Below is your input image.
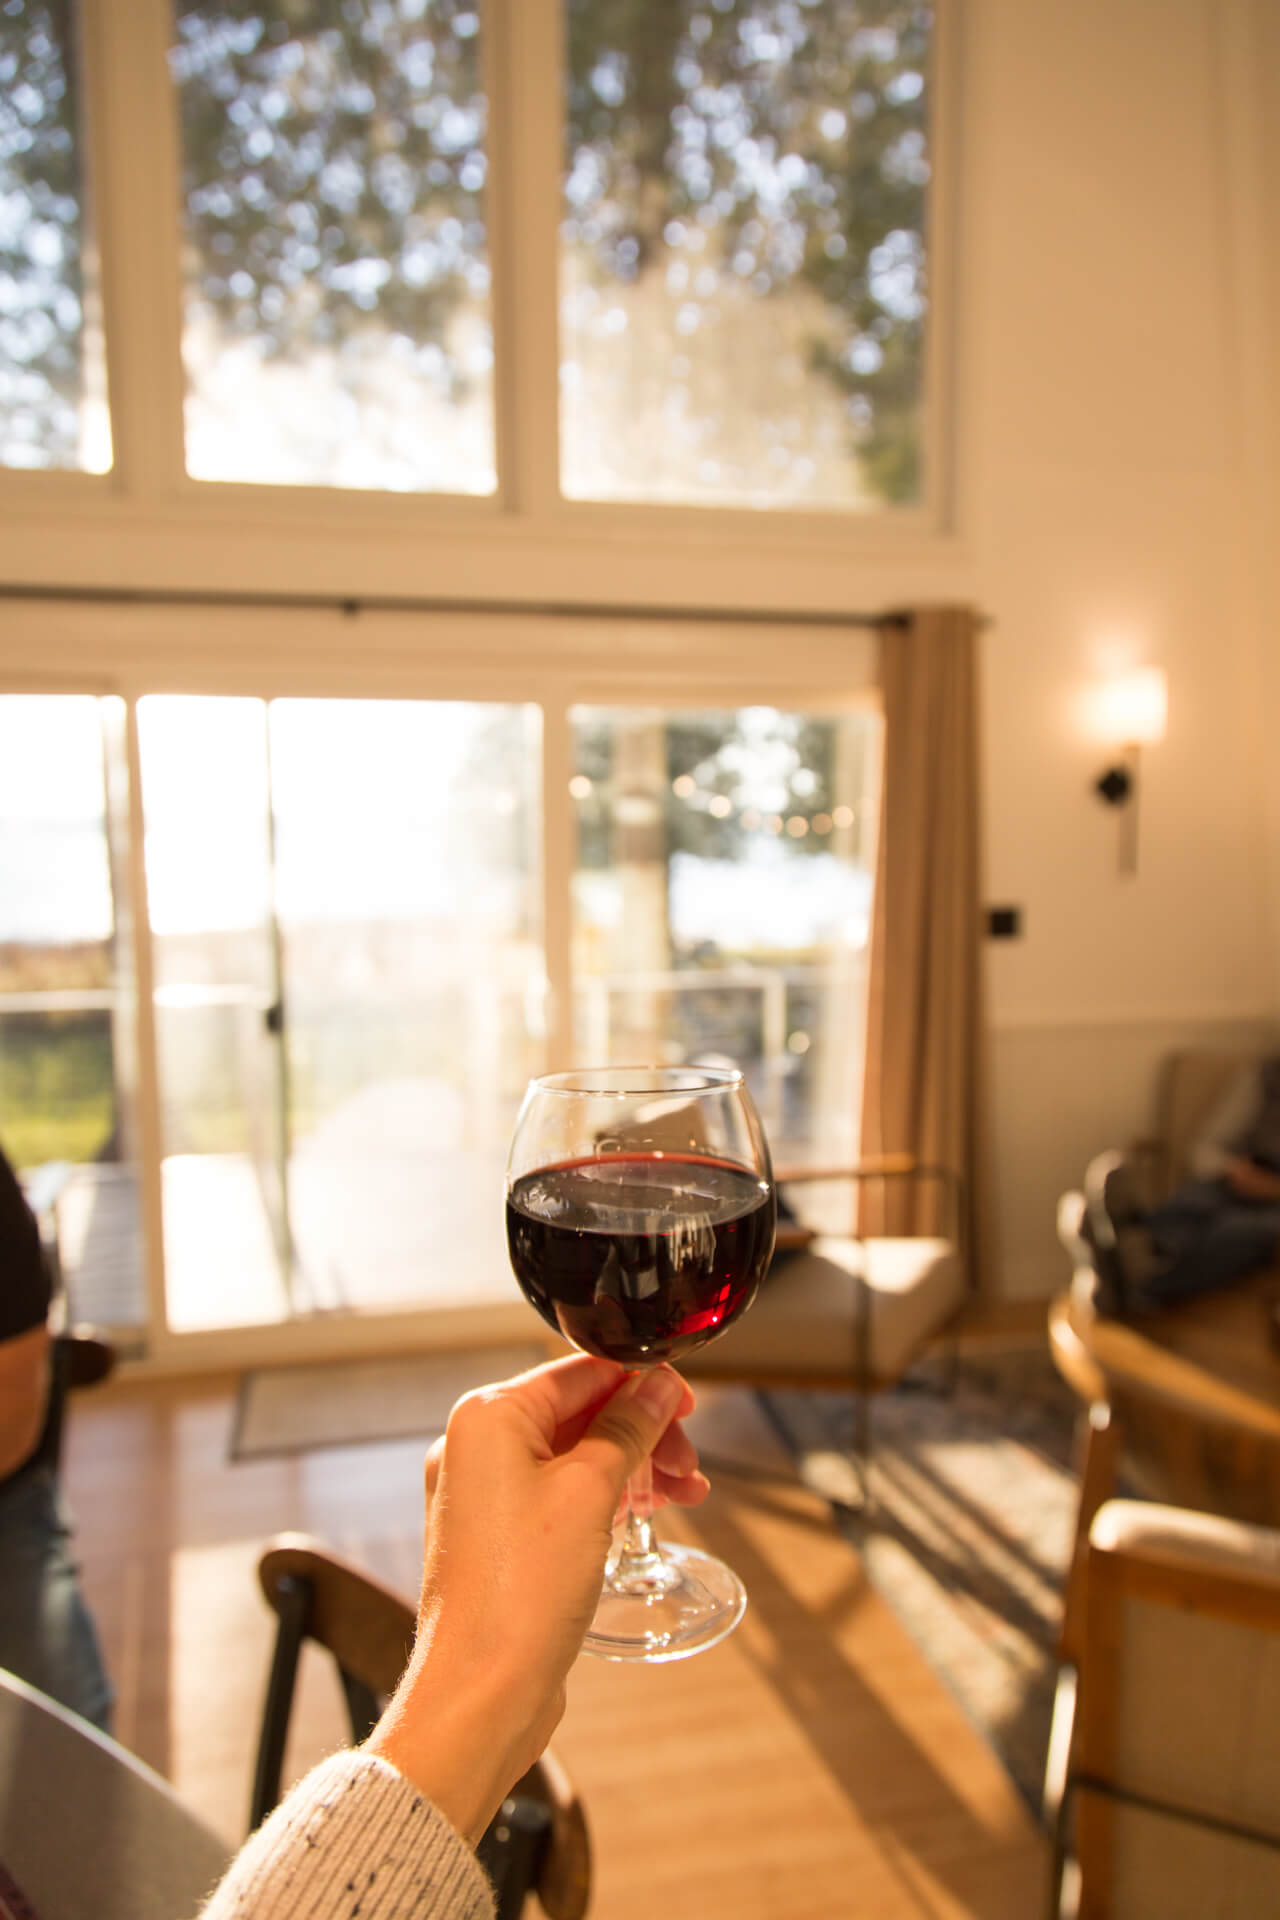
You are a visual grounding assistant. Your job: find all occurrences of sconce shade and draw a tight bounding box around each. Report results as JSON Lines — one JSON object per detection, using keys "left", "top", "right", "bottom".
{"left": 1095, "top": 667, "right": 1167, "bottom": 746}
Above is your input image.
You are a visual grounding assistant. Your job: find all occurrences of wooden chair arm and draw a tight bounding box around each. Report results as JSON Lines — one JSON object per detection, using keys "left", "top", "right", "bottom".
{"left": 775, "top": 1157, "right": 965, "bottom": 1245}
{"left": 774, "top": 1154, "right": 919, "bottom": 1183}
{"left": 1089, "top": 1497, "right": 1280, "bottom": 1627}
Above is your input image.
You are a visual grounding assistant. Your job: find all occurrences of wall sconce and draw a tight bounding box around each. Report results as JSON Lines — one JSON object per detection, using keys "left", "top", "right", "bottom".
{"left": 1092, "top": 667, "right": 1167, "bottom": 876}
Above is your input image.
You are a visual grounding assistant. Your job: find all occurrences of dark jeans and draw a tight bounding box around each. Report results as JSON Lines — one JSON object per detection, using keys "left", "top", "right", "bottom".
{"left": 0, "top": 1460, "right": 113, "bottom": 1732}
{"left": 1145, "top": 1177, "right": 1280, "bottom": 1306}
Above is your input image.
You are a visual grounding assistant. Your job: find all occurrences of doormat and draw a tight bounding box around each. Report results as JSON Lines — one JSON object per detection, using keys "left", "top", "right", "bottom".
{"left": 230, "top": 1343, "right": 549, "bottom": 1461}
{"left": 765, "top": 1345, "right": 1081, "bottom": 1816}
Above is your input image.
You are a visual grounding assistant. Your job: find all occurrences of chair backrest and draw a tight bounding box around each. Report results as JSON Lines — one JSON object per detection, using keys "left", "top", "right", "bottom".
{"left": 252, "top": 1534, "right": 591, "bottom": 1920}
{"left": 1069, "top": 1499, "right": 1280, "bottom": 1918}
{"left": 1150, "top": 1048, "right": 1261, "bottom": 1195}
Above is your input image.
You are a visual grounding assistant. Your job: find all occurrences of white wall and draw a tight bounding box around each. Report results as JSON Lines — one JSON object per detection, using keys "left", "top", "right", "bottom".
{"left": 958, "top": 0, "right": 1280, "bottom": 1292}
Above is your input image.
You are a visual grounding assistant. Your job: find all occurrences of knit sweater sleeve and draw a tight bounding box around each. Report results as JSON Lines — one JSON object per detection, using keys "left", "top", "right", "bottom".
{"left": 197, "top": 1752, "right": 496, "bottom": 1920}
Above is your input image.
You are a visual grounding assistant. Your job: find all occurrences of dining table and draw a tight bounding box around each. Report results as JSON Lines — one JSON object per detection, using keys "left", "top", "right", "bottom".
{"left": 0, "top": 1667, "right": 231, "bottom": 1920}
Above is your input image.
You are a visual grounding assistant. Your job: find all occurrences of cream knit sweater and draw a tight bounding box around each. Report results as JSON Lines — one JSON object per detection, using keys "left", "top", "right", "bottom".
{"left": 198, "top": 1752, "right": 495, "bottom": 1920}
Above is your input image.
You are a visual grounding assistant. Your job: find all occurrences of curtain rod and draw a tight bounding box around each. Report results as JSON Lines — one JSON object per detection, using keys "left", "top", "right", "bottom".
{"left": 0, "top": 582, "right": 906, "bottom": 631}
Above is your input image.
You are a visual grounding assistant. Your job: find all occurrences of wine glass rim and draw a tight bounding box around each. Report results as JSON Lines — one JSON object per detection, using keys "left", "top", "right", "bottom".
{"left": 529, "top": 1064, "right": 746, "bottom": 1096}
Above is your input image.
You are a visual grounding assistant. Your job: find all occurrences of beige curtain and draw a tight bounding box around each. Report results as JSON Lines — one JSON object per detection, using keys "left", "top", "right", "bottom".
{"left": 858, "top": 604, "right": 994, "bottom": 1293}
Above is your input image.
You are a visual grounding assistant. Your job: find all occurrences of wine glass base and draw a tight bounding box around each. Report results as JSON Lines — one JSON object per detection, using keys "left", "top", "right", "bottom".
{"left": 581, "top": 1542, "right": 747, "bottom": 1664}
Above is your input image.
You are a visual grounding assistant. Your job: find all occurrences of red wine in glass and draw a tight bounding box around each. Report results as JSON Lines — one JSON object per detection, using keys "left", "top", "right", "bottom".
{"left": 507, "top": 1153, "right": 772, "bottom": 1367}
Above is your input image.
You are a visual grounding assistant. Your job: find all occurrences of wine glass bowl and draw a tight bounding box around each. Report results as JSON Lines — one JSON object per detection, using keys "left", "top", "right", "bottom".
{"left": 505, "top": 1064, "right": 775, "bottom": 1662}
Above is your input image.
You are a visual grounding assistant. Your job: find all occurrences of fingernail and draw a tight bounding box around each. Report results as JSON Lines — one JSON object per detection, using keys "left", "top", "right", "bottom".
{"left": 629, "top": 1367, "right": 683, "bottom": 1421}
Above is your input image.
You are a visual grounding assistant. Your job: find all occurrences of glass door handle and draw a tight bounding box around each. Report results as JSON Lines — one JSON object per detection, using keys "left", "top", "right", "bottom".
{"left": 263, "top": 1000, "right": 284, "bottom": 1037}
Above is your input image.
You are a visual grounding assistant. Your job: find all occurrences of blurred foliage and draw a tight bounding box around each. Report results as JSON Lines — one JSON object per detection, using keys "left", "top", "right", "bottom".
{"left": 171, "top": 0, "right": 488, "bottom": 393}
{"left": 574, "top": 708, "right": 865, "bottom": 872}
{"left": 0, "top": 1012, "right": 115, "bottom": 1168}
{"left": 3, "top": 0, "right": 929, "bottom": 501}
{"left": 566, "top": 0, "right": 931, "bottom": 500}
{"left": 0, "top": 0, "right": 83, "bottom": 464}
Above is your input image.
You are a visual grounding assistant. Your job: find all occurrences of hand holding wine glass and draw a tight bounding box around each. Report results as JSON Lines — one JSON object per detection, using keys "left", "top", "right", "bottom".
{"left": 505, "top": 1065, "right": 775, "bottom": 1662}
{"left": 363, "top": 1353, "right": 707, "bottom": 1843}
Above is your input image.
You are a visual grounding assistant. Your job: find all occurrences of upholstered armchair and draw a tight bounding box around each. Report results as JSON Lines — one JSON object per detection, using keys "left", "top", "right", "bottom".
{"left": 1045, "top": 1497, "right": 1280, "bottom": 1918}
{"left": 682, "top": 1154, "right": 970, "bottom": 1499}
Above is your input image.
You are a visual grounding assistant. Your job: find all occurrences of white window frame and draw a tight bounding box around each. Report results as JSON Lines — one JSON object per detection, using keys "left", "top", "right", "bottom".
{"left": 0, "top": 0, "right": 962, "bottom": 614}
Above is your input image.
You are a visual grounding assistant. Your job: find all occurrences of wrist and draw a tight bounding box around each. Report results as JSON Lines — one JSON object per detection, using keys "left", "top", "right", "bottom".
{"left": 365, "top": 1646, "right": 540, "bottom": 1844}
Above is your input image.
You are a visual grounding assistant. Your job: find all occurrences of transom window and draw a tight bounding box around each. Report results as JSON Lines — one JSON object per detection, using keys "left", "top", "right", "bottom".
{"left": 0, "top": 0, "right": 939, "bottom": 515}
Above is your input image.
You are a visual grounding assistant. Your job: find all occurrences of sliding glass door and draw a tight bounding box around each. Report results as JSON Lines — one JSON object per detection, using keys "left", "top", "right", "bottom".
{"left": 0, "top": 662, "right": 877, "bottom": 1364}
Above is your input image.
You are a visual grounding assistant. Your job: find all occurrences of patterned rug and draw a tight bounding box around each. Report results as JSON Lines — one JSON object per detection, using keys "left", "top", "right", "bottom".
{"left": 764, "top": 1346, "right": 1082, "bottom": 1815}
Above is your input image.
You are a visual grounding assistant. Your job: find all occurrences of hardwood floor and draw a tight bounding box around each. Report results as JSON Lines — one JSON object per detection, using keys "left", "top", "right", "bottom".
{"left": 62, "top": 1369, "right": 1047, "bottom": 1918}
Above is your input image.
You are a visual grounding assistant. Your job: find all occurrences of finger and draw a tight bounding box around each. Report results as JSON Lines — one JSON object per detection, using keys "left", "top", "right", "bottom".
{"left": 653, "top": 1464, "right": 711, "bottom": 1508}
{"left": 506, "top": 1354, "right": 695, "bottom": 1460}
{"left": 497, "top": 1352, "right": 628, "bottom": 1443}
{"left": 574, "top": 1366, "right": 687, "bottom": 1496}
{"left": 651, "top": 1417, "right": 699, "bottom": 1482}
{"left": 423, "top": 1433, "right": 446, "bottom": 1502}
{"left": 510, "top": 1351, "right": 696, "bottom": 1425}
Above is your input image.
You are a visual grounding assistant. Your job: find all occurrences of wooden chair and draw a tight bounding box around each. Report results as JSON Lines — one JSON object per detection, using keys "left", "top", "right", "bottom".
{"left": 682, "top": 1154, "right": 969, "bottom": 1500}
{"left": 251, "top": 1534, "right": 591, "bottom": 1920}
{"left": 1045, "top": 1497, "right": 1280, "bottom": 1918}
{"left": 1046, "top": 1214, "right": 1280, "bottom": 1915}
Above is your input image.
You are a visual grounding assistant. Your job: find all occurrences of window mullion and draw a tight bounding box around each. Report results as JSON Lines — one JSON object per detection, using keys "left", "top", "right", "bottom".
{"left": 540, "top": 696, "right": 575, "bottom": 1071}
{"left": 487, "top": 0, "right": 562, "bottom": 516}
{"left": 81, "top": 0, "right": 187, "bottom": 497}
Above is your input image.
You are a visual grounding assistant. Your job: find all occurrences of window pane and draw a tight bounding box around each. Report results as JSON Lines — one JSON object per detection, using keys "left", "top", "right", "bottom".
{"left": 138, "top": 695, "right": 291, "bottom": 1333}
{"left": 172, "top": 2, "right": 494, "bottom": 492}
{"left": 269, "top": 700, "right": 542, "bottom": 1315}
{"left": 0, "top": 2, "right": 111, "bottom": 471}
{"left": 561, "top": 1, "right": 931, "bottom": 510}
{"left": 0, "top": 696, "right": 141, "bottom": 1336}
{"left": 570, "top": 706, "right": 879, "bottom": 1165}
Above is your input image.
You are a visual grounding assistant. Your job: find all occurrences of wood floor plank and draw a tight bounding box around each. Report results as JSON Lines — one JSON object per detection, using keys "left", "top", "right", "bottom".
{"left": 61, "top": 1371, "right": 1046, "bottom": 1916}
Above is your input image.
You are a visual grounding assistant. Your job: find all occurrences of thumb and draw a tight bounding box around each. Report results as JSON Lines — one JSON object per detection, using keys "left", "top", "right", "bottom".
{"left": 577, "top": 1366, "right": 686, "bottom": 1496}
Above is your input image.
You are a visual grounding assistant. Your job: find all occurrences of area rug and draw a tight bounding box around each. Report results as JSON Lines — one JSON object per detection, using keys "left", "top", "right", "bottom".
{"left": 764, "top": 1346, "right": 1082, "bottom": 1815}
{"left": 231, "top": 1342, "right": 548, "bottom": 1460}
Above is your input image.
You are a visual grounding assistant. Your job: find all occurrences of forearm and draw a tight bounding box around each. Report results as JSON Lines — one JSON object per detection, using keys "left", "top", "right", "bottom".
{"left": 365, "top": 1615, "right": 553, "bottom": 1845}
{"left": 199, "top": 1752, "right": 494, "bottom": 1920}
{"left": 1223, "top": 1156, "right": 1280, "bottom": 1203}
{"left": 0, "top": 1326, "right": 50, "bottom": 1480}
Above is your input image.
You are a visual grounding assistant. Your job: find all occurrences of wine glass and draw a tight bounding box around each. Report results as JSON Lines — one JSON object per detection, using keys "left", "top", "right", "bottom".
{"left": 505, "top": 1064, "right": 775, "bottom": 1663}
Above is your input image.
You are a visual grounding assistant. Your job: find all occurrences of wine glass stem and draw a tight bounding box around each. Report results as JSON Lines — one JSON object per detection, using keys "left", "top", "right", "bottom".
{"left": 608, "top": 1453, "right": 671, "bottom": 1591}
